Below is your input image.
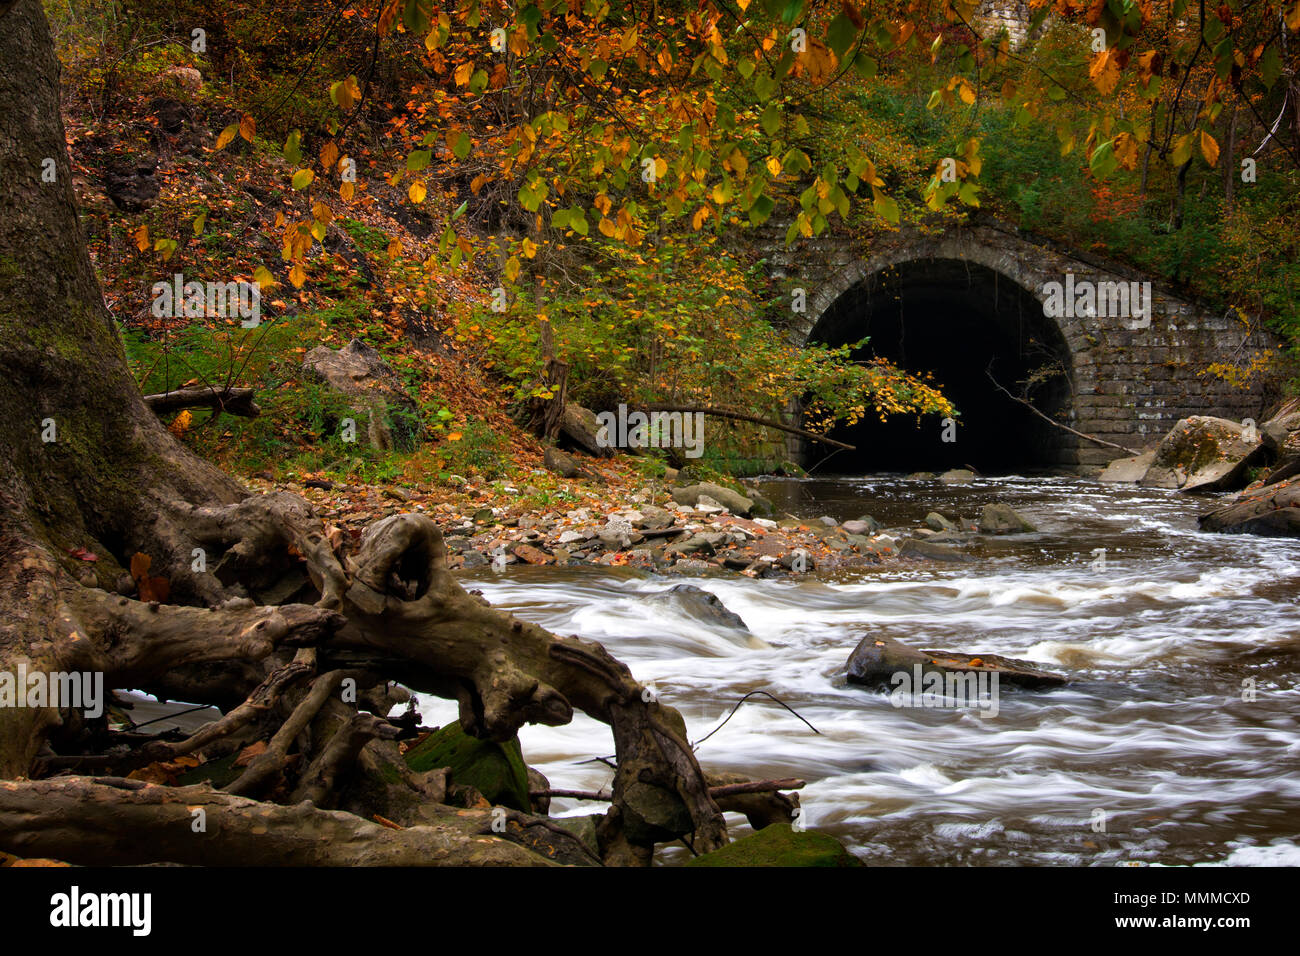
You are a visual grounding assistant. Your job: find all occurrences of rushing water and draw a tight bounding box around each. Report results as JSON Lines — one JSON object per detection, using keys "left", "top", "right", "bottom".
{"left": 426, "top": 475, "right": 1300, "bottom": 866}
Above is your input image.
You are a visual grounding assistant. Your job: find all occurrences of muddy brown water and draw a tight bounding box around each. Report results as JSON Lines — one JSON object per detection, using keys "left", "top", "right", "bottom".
{"left": 421, "top": 475, "right": 1300, "bottom": 865}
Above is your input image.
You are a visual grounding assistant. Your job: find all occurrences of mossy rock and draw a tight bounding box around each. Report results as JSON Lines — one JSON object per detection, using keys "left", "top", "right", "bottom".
{"left": 403, "top": 724, "right": 531, "bottom": 811}
{"left": 685, "top": 824, "right": 863, "bottom": 867}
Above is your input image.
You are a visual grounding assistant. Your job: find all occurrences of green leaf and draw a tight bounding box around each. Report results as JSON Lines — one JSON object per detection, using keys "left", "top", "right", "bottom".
{"left": 873, "top": 193, "right": 900, "bottom": 225}
{"left": 748, "top": 193, "right": 775, "bottom": 225}
{"left": 403, "top": 0, "right": 434, "bottom": 34}
{"left": 1089, "top": 139, "right": 1118, "bottom": 179}
{"left": 452, "top": 131, "right": 472, "bottom": 159}
{"left": 283, "top": 130, "right": 302, "bottom": 165}
{"left": 407, "top": 149, "right": 432, "bottom": 172}
{"left": 292, "top": 169, "right": 315, "bottom": 190}
{"left": 1261, "top": 43, "right": 1282, "bottom": 89}
{"left": 853, "top": 53, "right": 877, "bottom": 79}
{"left": 760, "top": 103, "right": 782, "bottom": 137}
{"left": 826, "top": 13, "right": 857, "bottom": 58}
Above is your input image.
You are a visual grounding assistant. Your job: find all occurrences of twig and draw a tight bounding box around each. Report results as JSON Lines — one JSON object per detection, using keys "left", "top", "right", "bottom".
{"left": 692, "top": 690, "right": 821, "bottom": 750}
{"left": 985, "top": 368, "right": 1141, "bottom": 456}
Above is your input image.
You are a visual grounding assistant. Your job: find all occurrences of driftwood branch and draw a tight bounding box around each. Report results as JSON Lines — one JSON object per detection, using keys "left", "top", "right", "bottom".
{"left": 143, "top": 386, "right": 260, "bottom": 418}
{"left": 530, "top": 777, "right": 806, "bottom": 803}
{"left": 641, "top": 404, "right": 856, "bottom": 451}
{"left": 985, "top": 370, "right": 1141, "bottom": 456}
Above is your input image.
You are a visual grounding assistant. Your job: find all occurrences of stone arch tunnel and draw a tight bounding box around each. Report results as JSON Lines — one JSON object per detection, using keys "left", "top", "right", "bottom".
{"left": 770, "top": 220, "right": 1276, "bottom": 474}
{"left": 805, "top": 258, "right": 1074, "bottom": 474}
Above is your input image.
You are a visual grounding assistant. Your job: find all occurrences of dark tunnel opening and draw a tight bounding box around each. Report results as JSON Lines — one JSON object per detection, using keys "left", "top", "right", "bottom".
{"left": 804, "top": 259, "right": 1075, "bottom": 474}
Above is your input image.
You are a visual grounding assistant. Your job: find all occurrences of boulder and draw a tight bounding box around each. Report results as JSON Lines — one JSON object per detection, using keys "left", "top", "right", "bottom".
{"left": 1139, "top": 416, "right": 1264, "bottom": 493}
{"left": 978, "top": 503, "right": 1036, "bottom": 534}
{"left": 1099, "top": 449, "right": 1156, "bottom": 484}
{"left": 939, "top": 468, "right": 977, "bottom": 483}
{"left": 1199, "top": 477, "right": 1300, "bottom": 537}
{"left": 646, "top": 584, "right": 750, "bottom": 632}
{"left": 302, "top": 338, "right": 421, "bottom": 451}
{"left": 925, "top": 512, "right": 957, "bottom": 532}
{"left": 1260, "top": 399, "right": 1300, "bottom": 485}
{"left": 845, "top": 635, "right": 1067, "bottom": 691}
{"left": 672, "top": 482, "right": 753, "bottom": 516}
{"left": 403, "top": 724, "right": 532, "bottom": 811}
{"left": 686, "top": 823, "right": 862, "bottom": 867}
{"left": 842, "top": 516, "right": 881, "bottom": 535}
{"left": 899, "top": 538, "right": 974, "bottom": 562}
{"left": 105, "top": 160, "right": 159, "bottom": 212}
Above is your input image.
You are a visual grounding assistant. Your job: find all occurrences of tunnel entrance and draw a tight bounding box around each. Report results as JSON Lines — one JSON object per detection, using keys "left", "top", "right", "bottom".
{"left": 804, "top": 258, "right": 1074, "bottom": 474}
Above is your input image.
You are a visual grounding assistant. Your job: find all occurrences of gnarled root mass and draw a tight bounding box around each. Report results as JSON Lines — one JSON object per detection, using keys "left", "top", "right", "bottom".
{"left": 0, "top": 493, "right": 800, "bottom": 866}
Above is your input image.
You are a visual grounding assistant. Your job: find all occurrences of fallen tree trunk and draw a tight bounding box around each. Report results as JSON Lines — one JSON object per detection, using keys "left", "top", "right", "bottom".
{"left": 640, "top": 404, "right": 857, "bottom": 451}
{"left": 143, "top": 386, "right": 260, "bottom": 418}
{"left": 0, "top": 777, "right": 550, "bottom": 866}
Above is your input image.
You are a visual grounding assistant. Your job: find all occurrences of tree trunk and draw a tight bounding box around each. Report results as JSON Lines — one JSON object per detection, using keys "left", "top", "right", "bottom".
{"left": 0, "top": 0, "right": 737, "bottom": 866}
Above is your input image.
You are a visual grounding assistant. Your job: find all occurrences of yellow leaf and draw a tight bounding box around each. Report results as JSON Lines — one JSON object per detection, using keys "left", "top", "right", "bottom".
{"left": 192, "top": 213, "right": 206, "bottom": 235}
{"left": 320, "top": 142, "right": 339, "bottom": 171}
{"left": 1200, "top": 129, "right": 1220, "bottom": 165}
{"left": 168, "top": 409, "right": 193, "bottom": 437}
{"left": 239, "top": 114, "right": 256, "bottom": 143}
{"left": 1089, "top": 50, "right": 1121, "bottom": 95}
{"left": 289, "top": 264, "right": 306, "bottom": 288}
{"left": 503, "top": 256, "right": 521, "bottom": 282}
{"left": 311, "top": 202, "right": 333, "bottom": 224}
{"left": 292, "top": 168, "right": 315, "bottom": 190}
{"left": 133, "top": 224, "right": 149, "bottom": 251}
{"left": 252, "top": 265, "right": 276, "bottom": 289}
{"left": 620, "top": 27, "right": 639, "bottom": 53}
{"left": 1288, "top": 1, "right": 1300, "bottom": 31}
{"left": 408, "top": 181, "right": 427, "bottom": 203}
{"left": 691, "top": 204, "right": 711, "bottom": 230}
{"left": 447, "top": 432, "right": 463, "bottom": 442}
{"left": 958, "top": 80, "right": 976, "bottom": 105}
{"left": 340, "top": 181, "right": 355, "bottom": 201}
{"left": 520, "top": 237, "right": 538, "bottom": 259}
{"left": 766, "top": 156, "right": 782, "bottom": 176}
{"left": 454, "top": 61, "right": 474, "bottom": 86}
{"left": 216, "top": 124, "right": 238, "bottom": 150}
{"left": 387, "top": 238, "right": 402, "bottom": 258}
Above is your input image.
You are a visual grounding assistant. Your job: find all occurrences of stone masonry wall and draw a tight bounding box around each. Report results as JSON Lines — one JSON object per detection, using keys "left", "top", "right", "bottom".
{"left": 753, "top": 219, "right": 1277, "bottom": 467}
